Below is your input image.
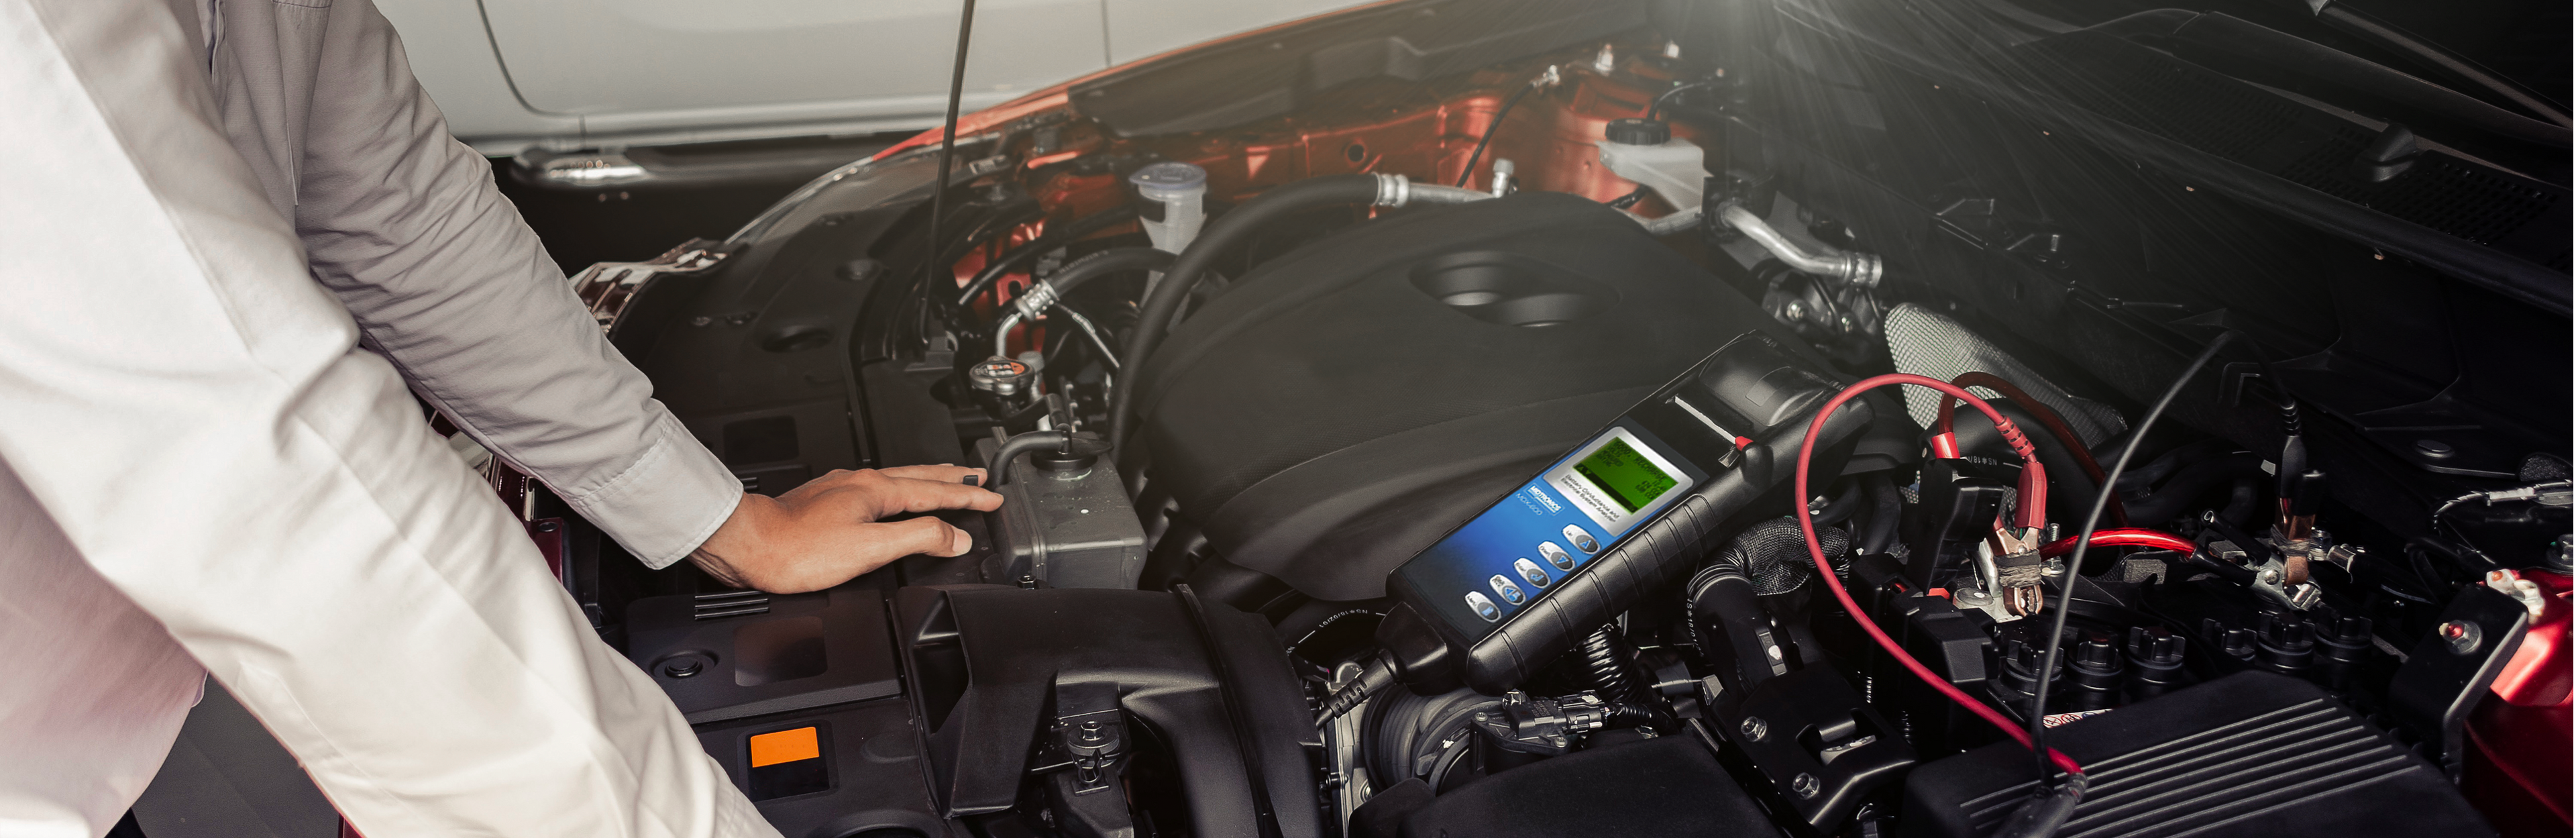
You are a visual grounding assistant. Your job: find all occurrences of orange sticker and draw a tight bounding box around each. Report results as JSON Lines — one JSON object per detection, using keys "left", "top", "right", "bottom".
{"left": 749, "top": 727, "right": 820, "bottom": 768}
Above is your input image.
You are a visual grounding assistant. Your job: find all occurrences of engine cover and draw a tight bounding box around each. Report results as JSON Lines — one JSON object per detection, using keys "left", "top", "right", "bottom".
{"left": 1133, "top": 191, "right": 1785, "bottom": 600}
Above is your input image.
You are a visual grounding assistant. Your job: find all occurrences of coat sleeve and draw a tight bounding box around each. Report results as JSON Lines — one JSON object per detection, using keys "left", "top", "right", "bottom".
{"left": 288, "top": 0, "right": 741, "bottom": 568}
{"left": 0, "top": 0, "right": 776, "bottom": 835}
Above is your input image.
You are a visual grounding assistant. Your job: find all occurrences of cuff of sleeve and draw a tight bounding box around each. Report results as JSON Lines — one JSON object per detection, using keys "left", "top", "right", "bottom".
{"left": 557, "top": 408, "right": 741, "bottom": 570}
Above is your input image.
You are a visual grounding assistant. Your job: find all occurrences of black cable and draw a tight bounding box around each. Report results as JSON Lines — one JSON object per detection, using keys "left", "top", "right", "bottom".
{"left": 953, "top": 205, "right": 1140, "bottom": 310}
{"left": 922, "top": 0, "right": 979, "bottom": 313}
{"left": 1027, "top": 246, "right": 1172, "bottom": 305}
{"left": 1605, "top": 185, "right": 1652, "bottom": 210}
{"left": 2024, "top": 331, "right": 2235, "bottom": 794}
{"left": 1318, "top": 652, "right": 1395, "bottom": 724}
{"left": 1456, "top": 81, "right": 1541, "bottom": 188}
{"left": 1646, "top": 81, "right": 1716, "bottom": 120}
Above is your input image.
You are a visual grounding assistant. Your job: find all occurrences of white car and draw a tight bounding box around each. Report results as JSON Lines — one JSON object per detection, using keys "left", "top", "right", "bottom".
{"left": 379, "top": 0, "right": 1365, "bottom": 158}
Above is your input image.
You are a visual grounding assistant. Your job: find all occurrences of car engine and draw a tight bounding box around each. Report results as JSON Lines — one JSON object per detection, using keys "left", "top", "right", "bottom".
{"left": 531, "top": 1, "right": 2569, "bottom": 836}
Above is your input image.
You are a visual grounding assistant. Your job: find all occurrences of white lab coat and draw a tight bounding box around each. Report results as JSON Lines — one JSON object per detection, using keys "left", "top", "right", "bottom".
{"left": 0, "top": 0, "right": 777, "bottom": 834}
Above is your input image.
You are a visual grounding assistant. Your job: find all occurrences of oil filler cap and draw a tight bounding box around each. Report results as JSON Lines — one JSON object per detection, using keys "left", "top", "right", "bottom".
{"left": 1604, "top": 117, "right": 1670, "bottom": 146}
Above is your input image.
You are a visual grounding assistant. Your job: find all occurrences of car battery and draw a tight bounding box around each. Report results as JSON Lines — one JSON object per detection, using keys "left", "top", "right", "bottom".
{"left": 1900, "top": 671, "right": 2495, "bottom": 837}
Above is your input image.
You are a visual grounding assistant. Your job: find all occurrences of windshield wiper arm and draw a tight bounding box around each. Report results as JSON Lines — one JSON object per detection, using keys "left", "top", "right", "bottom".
{"left": 2089, "top": 9, "right": 2569, "bottom": 154}
{"left": 2297, "top": 0, "right": 2569, "bottom": 128}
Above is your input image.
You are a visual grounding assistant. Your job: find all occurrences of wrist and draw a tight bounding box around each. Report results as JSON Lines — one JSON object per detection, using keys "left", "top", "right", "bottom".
{"left": 690, "top": 492, "right": 776, "bottom": 589}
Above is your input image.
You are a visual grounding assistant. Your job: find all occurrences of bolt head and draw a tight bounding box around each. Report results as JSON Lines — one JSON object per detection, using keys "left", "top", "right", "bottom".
{"left": 1739, "top": 717, "right": 1769, "bottom": 740}
{"left": 1791, "top": 772, "right": 1822, "bottom": 799}
{"left": 2440, "top": 620, "right": 2483, "bottom": 656}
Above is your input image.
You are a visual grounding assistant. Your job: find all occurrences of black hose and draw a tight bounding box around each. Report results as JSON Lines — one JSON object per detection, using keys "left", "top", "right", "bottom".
{"left": 1108, "top": 174, "right": 1385, "bottom": 452}
{"left": 1581, "top": 625, "right": 1647, "bottom": 705}
{"left": 1038, "top": 246, "right": 1171, "bottom": 301}
{"left": 1645, "top": 81, "right": 1715, "bottom": 120}
{"left": 2025, "top": 333, "right": 2235, "bottom": 799}
{"left": 954, "top": 205, "right": 1142, "bottom": 310}
{"left": 1813, "top": 478, "right": 1866, "bottom": 527}
{"left": 2121, "top": 452, "right": 2263, "bottom": 524}
{"left": 1457, "top": 83, "right": 1540, "bottom": 188}
{"left": 2113, "top": 439, "right": 2226, "bottom": 496}
{"left": 986, "top": 430, "right": 1067, "bottom": 486}
{"left": 1856, "top": 472, "right": 1903, "bottom": 556}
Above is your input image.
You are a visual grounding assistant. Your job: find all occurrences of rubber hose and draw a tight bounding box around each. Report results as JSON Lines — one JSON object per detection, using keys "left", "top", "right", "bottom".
{"left": 1813, "top": 479, "right": 1866, "bottom": 526}
{"left": 954, "top": 205, "right": 1140, "bottom": 309}
{"left": 1856, "top": 472, "right": 1903, "bottom": 556}
{"left": 1048, "top": 246, "right": 1172, "bottom": 299}
{"left": 2122, "top": 452, "right": 2263, "bottom": 524}
{"left": 986, "top": 430, "right": 1068, "bottom": 486}
{"left": 1581, "top": 624, "right": 1647, "bottom": 705}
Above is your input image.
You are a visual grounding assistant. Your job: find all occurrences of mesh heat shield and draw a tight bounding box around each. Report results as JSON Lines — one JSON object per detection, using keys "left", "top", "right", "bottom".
{"left": 1882, "top": 303, "right": 2126, "bottom": 446}
{"left": 1722, "top": 517, "right": 1849, "bottom": 596}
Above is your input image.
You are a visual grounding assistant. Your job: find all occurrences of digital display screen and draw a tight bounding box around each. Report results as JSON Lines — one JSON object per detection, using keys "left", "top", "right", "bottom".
{"left": 1397, "top": 421, "right": 1709, "bottom": 639}
{"left": 1572, "top": 437, "right": 1676, "bottom": 513}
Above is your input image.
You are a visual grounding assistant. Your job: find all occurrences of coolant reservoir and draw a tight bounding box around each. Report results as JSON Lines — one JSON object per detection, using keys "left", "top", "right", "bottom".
{"left": 1129, "top": 161, "right": 1207, "bottom": 254}
{"left": 1597, "top": 117, "right": 1705, "bottom": 212}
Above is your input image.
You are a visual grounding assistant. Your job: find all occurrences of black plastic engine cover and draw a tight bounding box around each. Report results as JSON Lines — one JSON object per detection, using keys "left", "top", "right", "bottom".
{"left": 1134, "top": 192, "right": 1785, "bottom": 600}
{"left": 1901, "top": 671, "right": 2494, "bottom": 838}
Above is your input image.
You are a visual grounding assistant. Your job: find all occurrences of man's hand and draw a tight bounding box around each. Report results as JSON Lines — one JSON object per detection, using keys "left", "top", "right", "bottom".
{"left": 688, "top": 465, "right": 1003, "bottom": 593}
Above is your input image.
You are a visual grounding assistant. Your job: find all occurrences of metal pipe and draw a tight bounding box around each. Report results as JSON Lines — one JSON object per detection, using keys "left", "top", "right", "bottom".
{"left": 1638, "top": 206, "right": 1701, "bottom": 238}
{"left": 1717, "top": 203, "right": 1881, "bottom": 287}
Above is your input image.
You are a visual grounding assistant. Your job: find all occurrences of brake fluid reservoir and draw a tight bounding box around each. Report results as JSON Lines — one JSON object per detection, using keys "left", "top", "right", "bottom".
{"left": 1129, "top": 162, "right": 1208, "bottom": 254}
{"left": 1597, "top": 117, "right": 1705, "bottom": 212}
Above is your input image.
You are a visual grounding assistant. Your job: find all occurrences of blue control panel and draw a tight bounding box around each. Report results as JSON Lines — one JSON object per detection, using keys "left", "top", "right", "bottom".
{"left": 1399, "top": 419, "right": 1711, "bottom": 637}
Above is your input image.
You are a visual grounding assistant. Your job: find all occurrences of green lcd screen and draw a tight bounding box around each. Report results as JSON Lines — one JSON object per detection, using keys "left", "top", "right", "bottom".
{"left": 1572, "top": 437, "right": 1678, "bottom": 513}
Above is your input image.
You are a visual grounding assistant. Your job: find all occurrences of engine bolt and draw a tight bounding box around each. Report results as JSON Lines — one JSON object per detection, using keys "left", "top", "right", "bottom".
{"left": 2440, "top": 620, "right": 2483, "bottom": 656}
{"left": 1791, "top": 772, "right": 1821, "bottom": 799}
{"left": 1740, "top": 717, "right": 1769, "bottom": 741}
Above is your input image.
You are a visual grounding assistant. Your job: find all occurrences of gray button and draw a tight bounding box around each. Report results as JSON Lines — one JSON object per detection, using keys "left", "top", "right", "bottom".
{"left": 1489, "top": 575, "right": 1525, "bottom": 605}
{"left": 1514, "top": 558, "right": 1552, "bottom": 588}
{"left": 1464, "top": 592, "right": 1501, "bottom": 621}
{"left": 1538, "top": 541, "right": 1575, "bottom": 570}
{"left": 1564, "top": 524, "right": 1600, "bottom": 554}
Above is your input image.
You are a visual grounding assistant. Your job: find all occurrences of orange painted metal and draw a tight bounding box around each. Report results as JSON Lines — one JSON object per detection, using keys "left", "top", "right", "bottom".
{"left": 919, "top": 38, "right": 1699, "bottom": 333}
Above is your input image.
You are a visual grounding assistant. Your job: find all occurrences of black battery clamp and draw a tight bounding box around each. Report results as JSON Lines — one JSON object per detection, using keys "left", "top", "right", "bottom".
{"left": 1344, "top": 332, "right": 1876, "bottom": 702}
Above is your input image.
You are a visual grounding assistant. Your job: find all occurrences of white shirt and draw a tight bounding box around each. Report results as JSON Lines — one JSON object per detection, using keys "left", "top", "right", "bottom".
{"left": 0, "top": 0, "right": 773, "bottom": 834}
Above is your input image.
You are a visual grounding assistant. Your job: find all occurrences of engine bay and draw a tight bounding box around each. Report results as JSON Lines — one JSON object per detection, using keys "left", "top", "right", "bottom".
{"left": 535, "top": 1, "right": 2570, "bottom": 836}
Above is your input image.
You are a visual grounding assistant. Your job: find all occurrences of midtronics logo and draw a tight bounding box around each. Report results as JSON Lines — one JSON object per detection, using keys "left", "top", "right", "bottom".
{"left": 1525, "top": 485, "right": 1562, "bottom": 513}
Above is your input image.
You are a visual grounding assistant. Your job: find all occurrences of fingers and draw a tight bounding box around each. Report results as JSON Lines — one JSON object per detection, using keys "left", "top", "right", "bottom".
{"left": 697, "top": 514, "right": 975, "bottom": 594}
{"left": 879, "top": 464, "right": 987, "bottom": 485}
{"left": 785, "top": 468, "right": 1004, "bottom": 517}
{"left": 865, "top": 516, "right": 977, "bottom": 559}
{"left": 869, "top": 476, "right": 1005, "bottom": 515}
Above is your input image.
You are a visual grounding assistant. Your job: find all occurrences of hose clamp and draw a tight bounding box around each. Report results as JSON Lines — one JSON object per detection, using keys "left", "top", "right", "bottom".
{"left": 1373, "top": 173, "right": 1412, "bottom": 209}
{"left": 1842, "top": 254, "right": 1885, "bottom": 289}
{"left": 1012, "top": 279, "right": 1062, "bottom": 321}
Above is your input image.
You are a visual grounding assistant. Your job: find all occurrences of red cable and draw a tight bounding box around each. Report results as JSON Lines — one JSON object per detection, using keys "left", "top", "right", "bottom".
{"left": 2039, "top": 528, "right": 2193, "bottom": 558}
{"left": 1795, "top": 373, "right": 2085, "bottom": 778}
{"left": 1931, "top": 372, "right": 2129, "bottom": 527}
